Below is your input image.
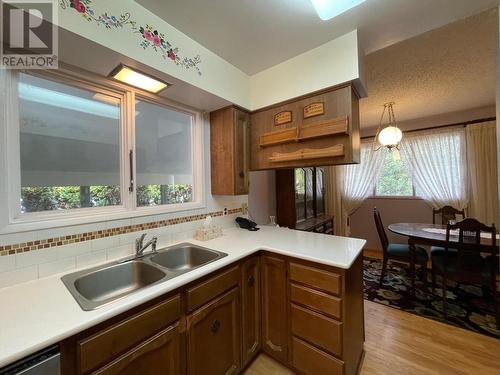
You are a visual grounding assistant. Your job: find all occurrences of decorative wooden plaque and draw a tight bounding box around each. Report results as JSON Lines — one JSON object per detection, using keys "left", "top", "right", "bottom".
{"left": 303, "top": 102, "right": 325, "bottom": 119}
{"left": 274, "top": 111, "right": 293, "bottom": 126}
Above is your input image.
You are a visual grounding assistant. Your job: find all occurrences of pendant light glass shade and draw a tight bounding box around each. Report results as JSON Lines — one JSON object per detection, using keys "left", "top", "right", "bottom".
{"left": 378, "top": 125, "right": 402, "bottom": 147}
{"left": 373, "top": 102, "right": 403, "bottom": 160}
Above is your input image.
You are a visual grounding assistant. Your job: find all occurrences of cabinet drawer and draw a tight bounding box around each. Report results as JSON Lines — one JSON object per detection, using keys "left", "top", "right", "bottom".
{"left": 92, "top": 323, "right": 181, "bottom": 375}
{"left": 187, "top": 266, "right": 239, "bottom": 312}
{"left": 291, "top": 283, "right": 342, "bottom": 320}
{"left": 292, "top": 337, "right": 344, "bottom": 375}
{"left": 291, "top": 304, "right": 342, "bottom": 357}
{"left": 290, "top": 262, "right": 341, "bottom": 296}
{"left": 79, "top": 295, "right": 181, "bottom": 374}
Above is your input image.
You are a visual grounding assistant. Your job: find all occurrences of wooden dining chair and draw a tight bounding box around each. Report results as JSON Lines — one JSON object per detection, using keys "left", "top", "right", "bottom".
{"left": 373, "top": 207, "right": 429, "bottom": 287}
{"left": 432, "top": 206, "right": 465, "bottom": 225}
{"left": 431, "top": 218, "right": 499, "bottom": 328}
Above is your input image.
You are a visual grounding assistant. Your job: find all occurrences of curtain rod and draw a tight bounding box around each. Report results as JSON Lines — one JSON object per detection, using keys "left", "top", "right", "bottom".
{"left": 360, "top": 116, "right": 496, "bottom": 140}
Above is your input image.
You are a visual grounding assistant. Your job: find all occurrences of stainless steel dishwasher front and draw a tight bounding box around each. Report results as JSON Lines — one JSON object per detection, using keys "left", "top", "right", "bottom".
{"left": 0, "top": 346, "right": 60, "bottom": 375}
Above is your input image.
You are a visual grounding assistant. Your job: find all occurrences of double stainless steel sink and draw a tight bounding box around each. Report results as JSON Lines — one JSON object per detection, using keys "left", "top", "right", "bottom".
{"left": 62, "top": 243, "right": 227, "bottom": 311}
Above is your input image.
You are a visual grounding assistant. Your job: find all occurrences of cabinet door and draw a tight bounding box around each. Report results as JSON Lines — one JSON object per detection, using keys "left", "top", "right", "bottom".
{"left": 241, "top": 256, "right": 261, "bottom": 367}
{"left": 187, "top": 288, "right": 241, "bottom": 375}
{"left": 92, "top": 323, "right": 181, "bottom": 375}
{"left": 234, "top": 109, "right": 250, "bottom": 195}
{"left": 261, "top": 255, "right": 288, "bottom": 363}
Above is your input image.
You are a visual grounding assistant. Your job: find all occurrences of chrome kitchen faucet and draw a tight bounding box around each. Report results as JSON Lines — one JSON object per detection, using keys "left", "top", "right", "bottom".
{"left": 135, "top": 233, "right": 158, "bottom": 257}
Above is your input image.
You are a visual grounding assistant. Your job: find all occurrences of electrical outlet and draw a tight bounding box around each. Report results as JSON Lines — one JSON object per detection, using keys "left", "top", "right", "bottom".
{"left": 223, "top": 207, "right": 228, "bottom": 216}
{"left": 241, "top": 203, "right": 248, "bottom": 215}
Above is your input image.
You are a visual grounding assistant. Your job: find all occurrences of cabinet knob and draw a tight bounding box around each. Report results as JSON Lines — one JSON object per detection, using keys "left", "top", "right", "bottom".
{"left": 211, "top": 319, "right": 221, "bottom": 333}
{"left": 247, "top": 275, "right": 255, "bottom": 287}
{"left": 239, "top": 171, "right": 244, "bottom": 178}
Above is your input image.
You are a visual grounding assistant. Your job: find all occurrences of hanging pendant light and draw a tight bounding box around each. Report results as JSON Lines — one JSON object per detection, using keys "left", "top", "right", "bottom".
{"left": 373, "top": 102, "right": 402, "bottom": 160}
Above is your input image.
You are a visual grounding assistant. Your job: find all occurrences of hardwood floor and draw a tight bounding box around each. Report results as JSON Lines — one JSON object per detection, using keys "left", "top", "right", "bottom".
{"left": 245, "top": 300, "right": 500, "bottom": 375}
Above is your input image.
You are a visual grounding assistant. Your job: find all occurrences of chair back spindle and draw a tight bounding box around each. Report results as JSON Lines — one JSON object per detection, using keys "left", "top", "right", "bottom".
{"left": 373, "top": 207, "right": 389, "bottom": 253}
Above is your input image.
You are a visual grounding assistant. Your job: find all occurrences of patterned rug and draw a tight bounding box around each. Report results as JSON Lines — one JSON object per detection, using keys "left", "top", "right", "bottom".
{"left": 363, "top": 257, "right": 500, "bottom": 339}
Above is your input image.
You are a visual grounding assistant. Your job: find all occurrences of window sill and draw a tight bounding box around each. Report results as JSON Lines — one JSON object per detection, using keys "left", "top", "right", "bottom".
{"left": 369, "top": 196, "right": 423, "bottom": 201}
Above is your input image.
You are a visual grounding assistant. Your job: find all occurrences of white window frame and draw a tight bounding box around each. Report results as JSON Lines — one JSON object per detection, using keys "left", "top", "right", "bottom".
{"left": 0, "top": 66, "right": 205, "bottom": 234}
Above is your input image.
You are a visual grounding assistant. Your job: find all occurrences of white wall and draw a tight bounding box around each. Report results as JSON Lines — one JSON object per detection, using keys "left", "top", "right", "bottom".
{"left": 58, "top": 0, "right": 251, "bottom": 109}
{"left": 57, "top": 1, "right": 366, "bottom": 111}
{"left": 248, "top": 171, "right": 276, "bottom": 225}
{"left": 249, "top": 30, "right": 365, "bottom": 109}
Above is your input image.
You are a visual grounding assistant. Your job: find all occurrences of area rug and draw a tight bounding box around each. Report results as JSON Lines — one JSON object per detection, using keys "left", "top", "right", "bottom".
{"left": 363, "top": 257, "right": 500, "bottom": 339}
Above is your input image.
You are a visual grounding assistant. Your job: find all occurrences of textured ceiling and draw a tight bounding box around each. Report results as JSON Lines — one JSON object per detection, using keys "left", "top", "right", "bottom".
{"left": 136, "top": 0, "right": 499, "bottom": 74}
{"left": 359, "top": 9, "right": 497, "bottom": 128}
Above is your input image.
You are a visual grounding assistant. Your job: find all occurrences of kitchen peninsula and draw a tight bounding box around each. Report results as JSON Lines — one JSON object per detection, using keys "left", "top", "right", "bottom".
{"left": 0, "top": 226, "right": 365, "bottom": 375}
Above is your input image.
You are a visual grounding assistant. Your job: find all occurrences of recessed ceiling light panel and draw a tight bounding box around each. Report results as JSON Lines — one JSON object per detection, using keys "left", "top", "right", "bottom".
{"left": 310, "top": 0, "right": 366, "bottom": 21}
{"left": 109, "top": 64, "right": 169, "bottom": 93}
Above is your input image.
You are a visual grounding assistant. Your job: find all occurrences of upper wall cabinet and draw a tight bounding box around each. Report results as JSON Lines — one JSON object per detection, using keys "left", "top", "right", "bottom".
{"left": 210, "top": 106, "right": 251, "bottom": 195}
{"left": 250, "top": 83, "right": 360, "bottom": 170}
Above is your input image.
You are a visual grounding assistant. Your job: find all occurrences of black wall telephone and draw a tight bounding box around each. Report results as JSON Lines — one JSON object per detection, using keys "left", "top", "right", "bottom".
{"left": 235, "top": 217, "right": 260, "bottom": 231}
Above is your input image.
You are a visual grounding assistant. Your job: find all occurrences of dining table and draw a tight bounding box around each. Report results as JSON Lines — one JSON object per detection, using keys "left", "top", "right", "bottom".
{"left": 388, "top": 222, "right": 498, "bottom": 296}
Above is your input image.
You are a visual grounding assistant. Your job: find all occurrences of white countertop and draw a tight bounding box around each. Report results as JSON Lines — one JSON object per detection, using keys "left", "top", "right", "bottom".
{"left": 0, "top": 226, "right": 365, "bottom": 368}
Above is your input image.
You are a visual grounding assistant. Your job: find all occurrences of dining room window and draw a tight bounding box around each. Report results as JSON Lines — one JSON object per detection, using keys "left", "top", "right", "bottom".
{"left": 374, "top": 149, "right": 417, "bottom": 197}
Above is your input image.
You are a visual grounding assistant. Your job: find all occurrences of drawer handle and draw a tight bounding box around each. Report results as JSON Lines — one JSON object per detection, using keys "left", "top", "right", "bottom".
{"left": 211, "top": 319, "right": 221, "bottom": 333}
{"left": 247, "top": 275, "right": 255, "bottom": 287}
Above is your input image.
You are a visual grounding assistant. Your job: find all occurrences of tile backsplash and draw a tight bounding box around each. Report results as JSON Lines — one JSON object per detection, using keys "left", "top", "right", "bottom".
{"left": 0, "top": 207, "right": 242, "bottom": 289}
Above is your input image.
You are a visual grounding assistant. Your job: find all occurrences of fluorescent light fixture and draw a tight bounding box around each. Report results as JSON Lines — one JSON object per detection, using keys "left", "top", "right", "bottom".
{"left": 109, "top": 65, "right": 169, "bottom": 93}
{"left": 310, "top": 0, "right": 366, "bottom": 21}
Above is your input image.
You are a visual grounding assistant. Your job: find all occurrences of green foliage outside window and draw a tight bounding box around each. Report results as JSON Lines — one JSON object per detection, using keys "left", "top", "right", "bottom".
{"left": 137, "top": 184, "right": 193, "bottom": 206}
{"left": 375, "top": 150, "right": 414, "bottom": 196}
{"left": 20, "top": 184, "right": 192, "bottom": 213}
{"left": 21, "top": 186, "right": 121, "bottom": 213}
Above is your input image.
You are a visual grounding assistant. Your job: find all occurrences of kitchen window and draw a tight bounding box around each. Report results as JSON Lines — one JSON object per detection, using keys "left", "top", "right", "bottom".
{"left": 18, "top": 72, "right": 123, "bottom": 213}
{"left": 0, "top": 69, "right": 204, "bottom": 232}
{"left": 135, "top": 99, "right": 194, "bottom": 208}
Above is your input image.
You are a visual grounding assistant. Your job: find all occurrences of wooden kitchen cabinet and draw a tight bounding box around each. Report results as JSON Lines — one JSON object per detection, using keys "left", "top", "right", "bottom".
{"left": 92, "top": 323, "right": 181, "bottom": 375}
{"left": 250, "top": 83, "right": 360, "bottom": 170}
{"left": 240, "top": 256, "right": 261, "bottom": 368}
{"left": 210, "top": 106, "right": 250, "bottom": 195}
{"left": 288, "top": 257, "right": 365, "bottom": 375}
{"left": 62, "top": 295, "right": 181, "bottom": 375}
{"left": 261, "top": 255, "right": 288, "bottom": 363}
{"left": 59, "top": 253, "right": 364, "bottom": 375}
{"left": 186, "top": 288, "right": 241, "bottom": 375}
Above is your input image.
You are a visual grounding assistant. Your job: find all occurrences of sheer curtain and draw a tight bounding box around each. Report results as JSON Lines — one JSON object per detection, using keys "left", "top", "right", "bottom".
{"left": 466, "top": 121, "right": 498, "bottom": 225}
{"left": 325, "top": 141, "right": 385, "bottom": 236}
{"left": 400, "top": 127, "right": 468, "bottom": 210}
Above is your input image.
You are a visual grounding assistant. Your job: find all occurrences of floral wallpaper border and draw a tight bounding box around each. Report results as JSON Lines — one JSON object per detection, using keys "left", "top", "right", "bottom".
{"left": 59, "top": 0, "right": 202, "bottom": 75}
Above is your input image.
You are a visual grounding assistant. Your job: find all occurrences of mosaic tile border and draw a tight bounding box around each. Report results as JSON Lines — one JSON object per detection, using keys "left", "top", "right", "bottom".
{"left": 0, "top": 208, "right": 242, "bottom": 256}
